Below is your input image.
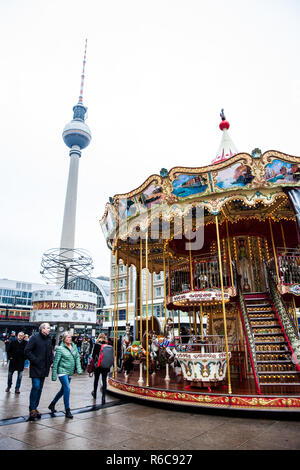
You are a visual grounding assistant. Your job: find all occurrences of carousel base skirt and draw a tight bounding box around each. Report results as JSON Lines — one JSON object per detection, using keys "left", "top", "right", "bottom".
{"left": 108, "top": 369, "right": 300, "bottom": 413}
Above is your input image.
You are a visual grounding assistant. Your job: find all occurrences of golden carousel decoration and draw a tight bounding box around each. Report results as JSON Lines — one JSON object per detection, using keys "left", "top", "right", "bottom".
{"left": 100, "top": 110, "right": 300, "bottom": 411}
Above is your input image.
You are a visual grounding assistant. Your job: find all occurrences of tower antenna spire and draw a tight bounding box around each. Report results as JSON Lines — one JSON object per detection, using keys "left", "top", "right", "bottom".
{"left": 78, "top": 38, "right": 88, "bottom": 104}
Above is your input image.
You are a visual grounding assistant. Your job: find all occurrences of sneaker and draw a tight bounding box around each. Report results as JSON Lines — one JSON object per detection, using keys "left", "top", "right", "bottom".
{"left": 15, "top": 389, "right": 20, "bottom": 394}
{"left": 5, "top": 387, "right": 10, "bottom": 392}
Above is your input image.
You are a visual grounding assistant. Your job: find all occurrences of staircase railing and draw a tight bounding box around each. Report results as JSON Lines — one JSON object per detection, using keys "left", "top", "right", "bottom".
{"left": 267, "top": 269, "right": 300, "bottom": 371}
{"left": 237, "top": 278, "right": 261, "bottom": 394}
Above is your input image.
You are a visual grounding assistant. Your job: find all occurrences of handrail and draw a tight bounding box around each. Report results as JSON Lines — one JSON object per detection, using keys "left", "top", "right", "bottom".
{"left": 267, "top": 269, "right": 300, "bottom": 364}
{"left": 237, "top": 279, "right": 261, "bottom": 394}
{"left": 170, "top": 255, "right": 231, "bottom": 296}
{"left": 268, "top": 250, "right": 300, "bottom": 285}
{"left": 174, "top": 335, "right": 240, "bottom": 354}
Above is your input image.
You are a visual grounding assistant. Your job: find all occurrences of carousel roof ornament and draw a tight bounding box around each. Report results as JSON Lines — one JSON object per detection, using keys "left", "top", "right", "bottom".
{"left": 212, "top": 109, "right": 238, "bottom": 164}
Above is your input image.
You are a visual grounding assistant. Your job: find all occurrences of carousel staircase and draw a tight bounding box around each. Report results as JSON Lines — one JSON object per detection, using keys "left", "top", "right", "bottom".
{"left": 244, "top": 292, "right": 300, "bottom": 392}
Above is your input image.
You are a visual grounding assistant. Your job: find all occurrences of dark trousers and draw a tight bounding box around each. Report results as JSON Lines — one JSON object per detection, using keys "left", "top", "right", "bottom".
{"left": 7, "top": 370, "right": 23, "bottom": 390}
{"left": 93, "top": 368, "right": 108, "bottom": 398}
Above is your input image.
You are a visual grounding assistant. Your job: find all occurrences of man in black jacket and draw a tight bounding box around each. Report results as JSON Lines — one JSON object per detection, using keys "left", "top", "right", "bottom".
{"left": 6, "top": 332, "right": 26, "bottom": 393}
{"left": 24, "top": 323, "right": 53, "bottom": 421}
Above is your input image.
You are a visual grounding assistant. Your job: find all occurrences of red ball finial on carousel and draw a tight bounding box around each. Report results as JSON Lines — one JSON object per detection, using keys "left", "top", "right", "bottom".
{"left": 219, "top": 108, "right": 230, "bottom": 131}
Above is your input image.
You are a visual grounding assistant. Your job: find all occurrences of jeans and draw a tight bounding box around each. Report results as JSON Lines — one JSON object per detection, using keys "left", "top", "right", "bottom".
{"left": 29, "top": 377, "right": 45, "bottom": 411}
{"left": 52, "top": 375, "right": 71, "bottom": 410}
{"left": 7, "top": 370, "right": 23, "bottom": 390}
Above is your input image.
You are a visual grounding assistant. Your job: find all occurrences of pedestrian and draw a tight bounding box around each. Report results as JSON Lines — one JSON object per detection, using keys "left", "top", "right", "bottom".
{"left": 77, "top": 336, "right": 82, "bottom": 353}
{"left": 24, "top": 323, "right": 53, "bottom": 421}
{"left": 48, "top": 331, "right": 82, "bottom": 419}
{"left": 90, "top": 333, "right": 113, "bottom": 405}
{"left": 8, "top": 331, "right": 17, "bottom": 344}
{"left": 23, "top": 334, "right": 29, "bottom": 368}
{"left": 80, "top": 336, "right": 90, "bottom": 370}
{"left": 6, "top": 331, "right": 26, "bottom": 393}
{"left": 1, "top": 333, "right": 8, "bottom": 366}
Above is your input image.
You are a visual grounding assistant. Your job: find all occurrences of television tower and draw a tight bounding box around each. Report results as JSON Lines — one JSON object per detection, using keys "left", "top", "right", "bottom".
{"left": 60, "top": 39, "right": 92, "bottom": 250}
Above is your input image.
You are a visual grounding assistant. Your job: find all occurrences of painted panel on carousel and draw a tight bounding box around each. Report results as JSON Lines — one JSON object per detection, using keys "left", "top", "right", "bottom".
{"left": 214, "top": 162, "right": 254, "bottom": 190}
{"left": 264, "top": 159, "right": 300, "bottom": 184}
{"left": 101, "top": 205, "right": 117, "bottom": 241}
{"left": 137, "top": 183, "right": 167, "bottom": 210}
{"left": 118, "top": 196, "right": 139, "bottom": 220}
{"left": 172, "top": 174, "right": 208, "bottom": 198}
{"left": 175, "top": 351, "right": 230, "bottom": 384}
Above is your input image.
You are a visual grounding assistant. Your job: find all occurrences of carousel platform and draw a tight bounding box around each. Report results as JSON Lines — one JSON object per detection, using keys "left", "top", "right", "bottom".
{"left": 108, "top": 368, "right": 300, "bottom": 413}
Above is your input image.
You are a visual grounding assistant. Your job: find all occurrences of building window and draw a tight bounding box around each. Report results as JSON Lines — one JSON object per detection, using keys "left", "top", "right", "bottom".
{"left": 156, "top": 287, "right": 162, "bottom": 297}
{"left": 119, "top": 309, "right": 126, "bottom": 320}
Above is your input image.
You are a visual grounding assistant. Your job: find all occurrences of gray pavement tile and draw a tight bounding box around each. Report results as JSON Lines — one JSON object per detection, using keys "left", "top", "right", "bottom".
{"left": 105, "top": 435, "right": 179, "bottom": 451}
{"left": 8, "top": 427, "right": 76, "bottom": 448}
{"left": 0, "top": 436, "right": 35, "bottom": 450}
{"left": 237, "top": 437, "right": 299, "bottom": 450}
{"left": 175, "top": 428, "right": 254, "bottom": 450}
{"left": 37, "top": 436, "right": 106, "bottom": 451}
{"left": 0, "top": 421, "right": 45, "bottom": 437}
{"left": 170, "top": 440, "right": 217, "bottom": 450}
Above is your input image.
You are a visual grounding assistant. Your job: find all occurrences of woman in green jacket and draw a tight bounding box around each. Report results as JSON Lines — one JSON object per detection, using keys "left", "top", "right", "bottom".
{"left": 48, "top": 331, "right": 82, "bottom": 418}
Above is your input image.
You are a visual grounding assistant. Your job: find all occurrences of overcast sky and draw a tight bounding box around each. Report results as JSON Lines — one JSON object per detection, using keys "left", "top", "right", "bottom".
{"left": 1, "top": 0, "right": 300, "bottom": 284}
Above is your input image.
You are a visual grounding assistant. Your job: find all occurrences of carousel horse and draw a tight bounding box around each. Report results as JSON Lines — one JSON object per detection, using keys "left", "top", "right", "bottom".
{"left": 149, "top": 320, "right": 178, "bottom": 380}
{"left": 123, "top": 341, "right": 147, "bottom": 378}
{"left": 121, "top": 322, "right": 133, "bottom": 370}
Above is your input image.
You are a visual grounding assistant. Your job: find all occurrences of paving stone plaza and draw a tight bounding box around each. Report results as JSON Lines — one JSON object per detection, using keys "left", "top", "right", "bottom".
{"left": 0, "top": 364, "right": 300, "bottom": 451}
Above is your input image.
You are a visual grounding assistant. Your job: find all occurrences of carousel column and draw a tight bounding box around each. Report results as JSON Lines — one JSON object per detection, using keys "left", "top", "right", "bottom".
{"left": 200, "top": 304, "right": 204, "bottom": 340}
{"left": 134, "top": 267, "right": 139, "bottom": 341}
{"left": 112, "top": 246, "right": 119, "bottom": 379}
{"left": 114, "top": 249, "right": 120, "bottom": 377}
{"left": 280, "top": 222, "right": 287, "bottom": 254}
{"left": 269, "top": 217, "right": 280, "bottom": 285}
{"left": 126, "top": 248, "right": 129, "bottom": 324}
{"left": 226, "top": 220, "right": 234, "bottom": 289}
{"left": 215, "top": 215, "right": 232, "bottom": 394}
{"left": 138, "top": 236, "right": 144, "bottom": 385}
{"left": 151, "top": 256, "right": 154, "bottom": 332}
{"left": 189, "top": 241, "right": 194, "bottom": 292}
{"left": 163, "top": 243, "right": 167, "bottom": 325}
{"left": 145, "top": 233, "right": 149, "bottom": 387}
{"left": 193, "top": 309, "right": 197, "bottom": 335}
{"left": 139, "top": 237, "right": 143, "bottom": 342}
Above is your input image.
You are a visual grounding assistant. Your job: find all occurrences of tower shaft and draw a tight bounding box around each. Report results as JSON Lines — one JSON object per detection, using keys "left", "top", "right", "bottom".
{"left": 60, "top": 147, "right": 81, "bottom": 250}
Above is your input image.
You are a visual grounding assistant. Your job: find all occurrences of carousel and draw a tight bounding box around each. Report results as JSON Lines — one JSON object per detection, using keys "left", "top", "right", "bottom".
{"left": 100, "top": 110, "right": 300, "bottom": 412}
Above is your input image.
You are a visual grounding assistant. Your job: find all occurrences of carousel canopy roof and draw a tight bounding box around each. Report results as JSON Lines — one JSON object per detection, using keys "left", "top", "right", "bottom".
{"left": 100, "top": 113, "right": 300, "bottom": 263}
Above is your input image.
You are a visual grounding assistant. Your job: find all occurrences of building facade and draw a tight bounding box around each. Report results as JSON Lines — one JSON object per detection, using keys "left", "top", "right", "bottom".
{"left": 0, "top": 275, "right": 110, "bottom": 337}
{"left": 66, "top": 275, "right": 110, "bottom": 335}
{"left": 0, "top": 278, "right": 47, "bottom": 334}
{"left": 102, "top": 254, "right": 199, "bottom": 338}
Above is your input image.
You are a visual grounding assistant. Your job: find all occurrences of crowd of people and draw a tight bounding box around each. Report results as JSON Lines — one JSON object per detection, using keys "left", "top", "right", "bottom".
{"left": 0, "top": 323, "right": 114, "bottom": 421}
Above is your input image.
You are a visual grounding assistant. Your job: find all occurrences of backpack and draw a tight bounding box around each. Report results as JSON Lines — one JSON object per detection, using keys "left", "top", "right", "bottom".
{"left": 96, "top": 344, "right": 114, "bottom": 369}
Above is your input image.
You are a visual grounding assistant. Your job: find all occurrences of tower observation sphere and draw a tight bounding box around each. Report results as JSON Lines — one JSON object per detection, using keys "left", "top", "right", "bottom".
{"left": 62, "top": 102, "right": 92, "bottom": 150}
